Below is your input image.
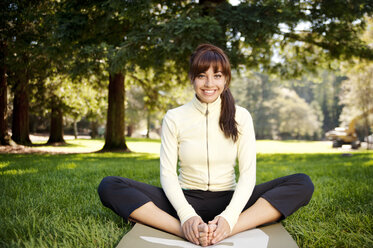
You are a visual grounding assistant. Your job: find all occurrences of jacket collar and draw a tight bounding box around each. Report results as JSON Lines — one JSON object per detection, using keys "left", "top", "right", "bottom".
{"left": 192, "top": 94, "right": 221, "bottom": 115}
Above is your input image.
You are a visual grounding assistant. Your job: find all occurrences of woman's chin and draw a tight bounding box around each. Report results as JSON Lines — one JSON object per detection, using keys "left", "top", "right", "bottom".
{"left": 197, "top": 94, "right": 219, "bottom": 103}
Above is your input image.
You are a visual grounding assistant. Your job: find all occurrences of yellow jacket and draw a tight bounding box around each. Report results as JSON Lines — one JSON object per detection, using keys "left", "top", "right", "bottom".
{"left": 160, "top": 95, "right": 256, "bottom": 231}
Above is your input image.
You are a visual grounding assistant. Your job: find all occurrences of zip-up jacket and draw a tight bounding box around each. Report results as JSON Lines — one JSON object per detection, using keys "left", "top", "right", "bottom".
{"left": 160, "top": 95, "right": 256, "bottom": 232}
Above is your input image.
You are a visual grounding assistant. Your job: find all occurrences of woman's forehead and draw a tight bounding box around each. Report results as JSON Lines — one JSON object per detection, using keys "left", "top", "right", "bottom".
{"left": 203, "top": 65, "right": 223, "bottom": 72}
{"left": 196, "top": 61, "right": 223, "bottom": 73}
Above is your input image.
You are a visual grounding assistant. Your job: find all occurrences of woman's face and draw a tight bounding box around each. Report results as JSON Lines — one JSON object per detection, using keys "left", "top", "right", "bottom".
{"left": 193, "top": 65, "right": 226, "bottom": 103}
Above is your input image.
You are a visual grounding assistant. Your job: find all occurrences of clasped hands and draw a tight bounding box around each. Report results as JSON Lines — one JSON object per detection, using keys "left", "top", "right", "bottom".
{"left": 182, "top": 215, "right": 230, "bottom": 247}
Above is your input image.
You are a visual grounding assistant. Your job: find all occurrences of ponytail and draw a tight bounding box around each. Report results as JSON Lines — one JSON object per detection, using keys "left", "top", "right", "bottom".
{"left": 220, "top": 88, "right": 238, "bottom": 142}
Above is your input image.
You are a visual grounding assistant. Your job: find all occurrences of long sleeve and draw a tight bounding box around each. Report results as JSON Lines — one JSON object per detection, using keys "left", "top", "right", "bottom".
{"left": 218, "top": 108, "right": 256, "bottom": 232}
{"left": 160, "top": 112, "right": 198, "bottom": 226}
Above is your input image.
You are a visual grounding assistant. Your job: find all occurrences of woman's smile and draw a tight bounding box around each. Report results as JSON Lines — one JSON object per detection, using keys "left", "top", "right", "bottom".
{"left": 193, "top": 66, "right": 225, "bottom": 103}
{"left": 202, "top": 89, "right": 217, "bottom": 95}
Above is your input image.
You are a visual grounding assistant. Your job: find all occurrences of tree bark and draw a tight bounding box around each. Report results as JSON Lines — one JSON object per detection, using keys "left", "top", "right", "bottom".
{"left": 146, "top": 109, "right": 150, "bottom": 138}
{"left": 12, "top": 75, "right": 31, "bottom": 145}
{"left": 102, "top": 72, "right": 129, "bottom": 152}
{"left": 73, "top": 120, "right": 78, "bottom": 139}
{"left": 0, "top": 42, "right": 10, "bottom": 145}
{"left": 90, "top": 121, "right": 98, "bottom": 138}
{"left": 126, "top": 124, "right": 134, "bottom": 137}
{"left": 47, "top": 105, "right": 65, "bottom": 144}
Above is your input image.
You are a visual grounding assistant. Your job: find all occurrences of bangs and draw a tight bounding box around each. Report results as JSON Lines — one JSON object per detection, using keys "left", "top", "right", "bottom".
{"left": 189, "top": 50, "right": 231, "bottom": 82}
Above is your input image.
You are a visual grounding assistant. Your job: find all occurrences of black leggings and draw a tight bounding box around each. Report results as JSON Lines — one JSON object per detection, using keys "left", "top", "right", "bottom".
{"left": 98, "top": 173, "right": 314, "bottom": 224}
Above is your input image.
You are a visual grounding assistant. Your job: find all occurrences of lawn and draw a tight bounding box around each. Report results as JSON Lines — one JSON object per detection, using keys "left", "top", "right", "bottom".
{"left": 0, "top": 139, "right": 372, "bottom": 247}
{"left": 29, "top": 137, "right": 365, "bottom": 154}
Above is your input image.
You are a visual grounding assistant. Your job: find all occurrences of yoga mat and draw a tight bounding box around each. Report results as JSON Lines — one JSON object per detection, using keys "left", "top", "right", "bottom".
{"left": 116, "top": 222, "right": 298, "bottom": 248}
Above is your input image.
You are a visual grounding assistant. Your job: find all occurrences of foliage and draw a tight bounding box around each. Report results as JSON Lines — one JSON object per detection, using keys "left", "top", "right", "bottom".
{"left": 273, "top": 88, "right": 322, "bottom": 139}
{"left": 286, "top": 70, "right": 346, "bottom": 133}
{"left": 125, "top": 66, "right": 193, "bottom": 137}
{"left": 214, "top": 0, "right": 373, "bottom": 76}
{"left": 2, "top": 0, "right": 55, "bottom": 85}
{"left": 0, "top": 145, "right": 372, "bottom": 247}
{"left": 339, "top": 17, "right": 373, "bottom": 145}
{"left": 127, "top": 65, "right": 187, "bottom": 114}
{"left": 231, "top": 71, "right": 322, "bottom": 139}
{"left": 29, "top": 75, "right": 107, "bottom": 130}
{"left": 339, "top": 63, "right": 373, "bottom": 143}
{"left": 3, "top": 0, "right": 373, "bottom": 145}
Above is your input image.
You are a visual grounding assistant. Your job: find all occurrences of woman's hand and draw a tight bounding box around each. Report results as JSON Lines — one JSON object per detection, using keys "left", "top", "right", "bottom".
{"left": 182, "top": 216, "right": 205, "bottom": 245}
{"left": 208, "top": 216, "right": 231, "bottom": 245}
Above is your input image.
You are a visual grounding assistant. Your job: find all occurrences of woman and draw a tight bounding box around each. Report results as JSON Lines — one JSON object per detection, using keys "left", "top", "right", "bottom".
{"left": 98, "top": 44, "right": 314, "bottom": 247}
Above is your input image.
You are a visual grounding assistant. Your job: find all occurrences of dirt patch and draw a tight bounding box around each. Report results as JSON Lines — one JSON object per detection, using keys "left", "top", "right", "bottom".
{"left": 0, "top": 145, "right": 89, "bottom": 154}
{"left": 0, "top": 145, "right": 47, "bottom": 154}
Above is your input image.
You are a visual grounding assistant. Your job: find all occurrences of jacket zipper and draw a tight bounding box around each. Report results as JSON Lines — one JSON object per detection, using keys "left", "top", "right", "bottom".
{"left": 205, "top": 104, "right": 210, "bottom": 189}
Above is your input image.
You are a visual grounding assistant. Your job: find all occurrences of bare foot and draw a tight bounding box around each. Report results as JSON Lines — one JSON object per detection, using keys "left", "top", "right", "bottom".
{"left": 207, "top": 223, "right": 217, "bottom": 245}
{"left": 198, "top": 223, "right": 209, "bottom": 247}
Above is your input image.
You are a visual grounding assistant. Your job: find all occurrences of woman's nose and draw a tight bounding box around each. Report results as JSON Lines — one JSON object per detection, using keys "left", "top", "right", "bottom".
{"left": 204, "top": 77, "right": 212, "bottom": 87}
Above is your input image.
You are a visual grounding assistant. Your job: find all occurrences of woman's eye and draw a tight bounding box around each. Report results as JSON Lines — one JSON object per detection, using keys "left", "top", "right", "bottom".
{"left": 197, "top": 75, "right": 205, "bottom": 79}
{"left": 215, "top": 74, "right": 222, "bottom": 79}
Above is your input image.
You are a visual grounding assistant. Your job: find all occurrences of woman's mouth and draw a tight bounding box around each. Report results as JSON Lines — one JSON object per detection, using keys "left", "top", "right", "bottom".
{"left": 202, "top": 89, "right": 216, "bottom": 96}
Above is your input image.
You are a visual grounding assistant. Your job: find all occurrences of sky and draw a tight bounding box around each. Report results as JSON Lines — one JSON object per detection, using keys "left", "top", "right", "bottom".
{"left": 229, "top": 0, "right": 241, "bottom": 5}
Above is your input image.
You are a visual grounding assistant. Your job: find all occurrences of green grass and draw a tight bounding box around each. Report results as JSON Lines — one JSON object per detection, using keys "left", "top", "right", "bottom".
{"left": 1, "top": 140, "right": 372, "bottom": 247}
{"left": 30, "top": 138, "right": 161, "bottom": 154}
{"left": 31, "top": 138, "right": 366, "bottom": 154}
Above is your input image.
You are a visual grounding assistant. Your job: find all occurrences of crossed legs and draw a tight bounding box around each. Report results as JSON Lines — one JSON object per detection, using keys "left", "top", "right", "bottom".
{"left": 129, "top": 197, "right": 281, "bottom": 246}
{"left": 98, "top": 174, "right": 313, "bottom": 246}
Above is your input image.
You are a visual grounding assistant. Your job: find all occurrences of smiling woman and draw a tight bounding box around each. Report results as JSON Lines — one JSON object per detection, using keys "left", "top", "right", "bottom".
{"left": 188, "top": 44, "right": 237, "bottom": 142}
{"left": 98, "top": 44, "right": 314, "bottom": 247}
{"left": 193, "top": 66, "right": 225, "bottom": 104}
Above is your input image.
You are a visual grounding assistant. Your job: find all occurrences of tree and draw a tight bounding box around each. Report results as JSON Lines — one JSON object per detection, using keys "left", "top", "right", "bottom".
{"left": 273, "top": 88, "right": 322, "bottom": 139}
{"left": 288, "top": 71, "right": 347, "bottom": 133}
{"left": 232, "top": 71, "right": 278, "bottom": 139}
{"left": 127, "top": 64, "right": 192, "bottom": 138}
{"left": 231, "top": 71, "right": 322, "bottom": 139}
{"left": 4, "top": 0, "right": 369, "bottom": 148}
{"left": 55, "top": 0, "right": 149, "bottom": 151}
{"left": 1, "top": 1, "right": 12, "bottom": 145}
{"left": 2, "top": 0, "right": 55, "bottom": 145}
{"left": 211, "top": 0, "right": 373, "bottom": 76}
{"left": 0, "top": 42, "right": 9, "bottom": 145}
{"left": 340, "top": 63, "right": 373, "bottom": 146}
{"left": 55, "top": 0, "right": 225, "bottom": 151}
{"left": 30, "top": 74, "right": 106, "bottom": 144}
{"left": 339, "top": 17, "right": 373, "bottom": 148}
{"left": 125, "top": 85, "right": 145, "bottom": 137}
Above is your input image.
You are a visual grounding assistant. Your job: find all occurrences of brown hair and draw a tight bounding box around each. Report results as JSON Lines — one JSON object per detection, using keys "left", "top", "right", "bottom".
{"left": 189, "top": 44, "right": 238, "bottom": 142}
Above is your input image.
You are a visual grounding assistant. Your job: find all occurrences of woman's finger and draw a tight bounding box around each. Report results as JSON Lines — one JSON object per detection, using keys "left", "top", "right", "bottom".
{"left": 190, "top": 225, "right": 199, "bottom": 244}
{"left": 184, "top": 224, "right": 194, "bottom": 244}
{"left": 211, "top": 217, "right": 230, "bottom": 244}
{"left": 208, "top": 216, "right": 219, "bottom": 225}
{"left": 183, "top": 216, "right": 203, "bottom": 245}
{"left": 192, "top": 219, "right": 200, "bottom": 239}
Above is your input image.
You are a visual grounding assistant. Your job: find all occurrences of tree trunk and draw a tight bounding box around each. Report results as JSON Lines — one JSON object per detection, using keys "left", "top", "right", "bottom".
{"left": 47, "top": 105, "right": 65, "bottom": 144}
{"left": 0, "top": 42, "right": 10, "bottom": 145}
{"left": 102, "top": 72, "right": 129, "bottom": 152}
{"left": 90, "top": 121, "right": 98, "bottom": 138}
{"left": 73, "top": 120, "right": 78, "bottom": 139}
{"left": 12, "top": 75, "right": 31, "bottom": 145}
{"left": 146, "top": 110, "right": 150, "bottom": 138}
{"left": 126, "top": 124, "right": 134, "bottom": 137}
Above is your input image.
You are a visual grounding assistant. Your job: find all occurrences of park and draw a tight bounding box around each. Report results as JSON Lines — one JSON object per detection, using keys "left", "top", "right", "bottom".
{"left": 1, "top": 0, "right": 373, "bottom": 247}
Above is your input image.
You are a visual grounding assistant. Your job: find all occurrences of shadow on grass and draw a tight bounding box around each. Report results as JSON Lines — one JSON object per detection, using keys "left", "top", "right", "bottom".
{"left": 31, "top": 142, "right": 81, "bottom": 148}
{"left": 126, "top": 137, "right": 161, "bottom": 143}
